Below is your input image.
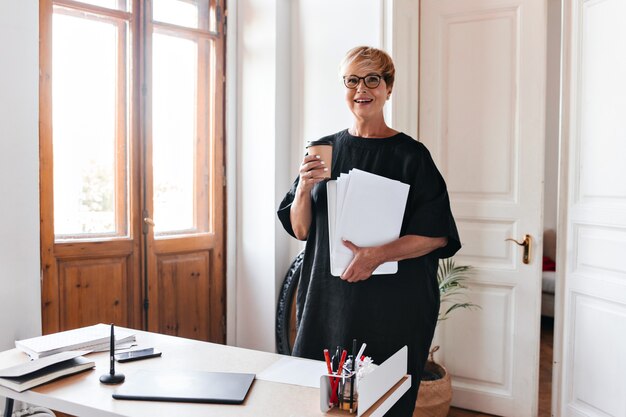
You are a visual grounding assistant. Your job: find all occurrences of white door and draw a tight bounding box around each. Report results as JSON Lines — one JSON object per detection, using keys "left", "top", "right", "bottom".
{"left": 557, "top": 1, "right": 626, "bottom": 416}
{"left": 419, "top": 0, "right": 547, "bottom": 415}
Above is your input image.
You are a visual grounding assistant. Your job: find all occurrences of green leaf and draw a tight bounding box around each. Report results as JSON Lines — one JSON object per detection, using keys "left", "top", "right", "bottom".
{"left": 436, "top": 258, "right": 480, "bottom": 321}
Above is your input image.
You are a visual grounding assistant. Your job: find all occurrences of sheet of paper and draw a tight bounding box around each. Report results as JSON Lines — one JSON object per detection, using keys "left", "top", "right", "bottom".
{"left": 0, "top": 350, "right": 91, "bottom": 377}
{"left": 256, "top": 356, "right": 328, "bottom": 388}
{"left": 336, "top": 172, "right": 350, "bottom": 235}
{"left": 15, "top": 323, "right": 136, "bottom": 359}
{"left": 17, "top": 324, "right": 134, "bottom": 353}
{"left": 327, "top": 180, "right": 337, "bottom": 259}
{"left": 337, "top": 169, "right": 409, "bottom": 247}
{"left": 328, "top": 169, "right": 410, "bottom": 276}
{"left": 329, "top": 175, "right": 357, "bottom": 276}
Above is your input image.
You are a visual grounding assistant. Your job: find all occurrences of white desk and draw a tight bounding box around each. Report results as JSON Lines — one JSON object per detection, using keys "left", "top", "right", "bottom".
{"left": 1, "top": 328, "right": 408, "bottom": 417}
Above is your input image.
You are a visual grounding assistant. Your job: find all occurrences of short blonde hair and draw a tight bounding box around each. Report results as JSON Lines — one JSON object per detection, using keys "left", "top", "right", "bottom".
{"left": 339, "top": 46, "right": 396, "bottom": 90}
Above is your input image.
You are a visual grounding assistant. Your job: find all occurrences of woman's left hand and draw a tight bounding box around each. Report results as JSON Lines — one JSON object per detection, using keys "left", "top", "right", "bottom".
{"left": 340, "top": 235, "right": 448, "bottom": 282}
{"left": 340, "top": 240, "right": 382, "bottom": 282}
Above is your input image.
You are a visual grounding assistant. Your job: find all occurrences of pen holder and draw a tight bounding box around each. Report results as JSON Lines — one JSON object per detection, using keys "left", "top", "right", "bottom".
{"left": 320, "top": 371, "right": 358, "bottom": 414}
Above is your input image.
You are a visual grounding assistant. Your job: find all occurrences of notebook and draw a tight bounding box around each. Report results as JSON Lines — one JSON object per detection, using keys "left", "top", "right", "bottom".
{"left": 112, "top": 370, "right": 255, "bottom": 404}
{"left": 0, "top": 353, "right": 94, "bottom": 393}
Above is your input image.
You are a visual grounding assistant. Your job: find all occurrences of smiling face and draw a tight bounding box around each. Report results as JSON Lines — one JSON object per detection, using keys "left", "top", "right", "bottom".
{"left": 343, "top": 67, "right": 391, "bottom": 121}
{"left": 339, "top": 47, "right": 395, "bottom": 124}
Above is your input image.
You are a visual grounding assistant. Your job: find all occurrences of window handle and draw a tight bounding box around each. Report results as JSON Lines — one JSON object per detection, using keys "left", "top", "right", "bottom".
{"left": 142, "top": 217, "right": 155, "bottom": 235}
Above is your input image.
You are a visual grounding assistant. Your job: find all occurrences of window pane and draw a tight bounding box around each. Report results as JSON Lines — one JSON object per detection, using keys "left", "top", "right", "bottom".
{"left": 52, "top": 13, "right": 126, "bottom": 237}
{"left": 153, "top": 0, "right": 209, "bottom": 30}
{"left": 71, "top": 0, "right": 129, "bottom": 12}
{"left": 152, "top": 33, "right": 198, "bottom": 235}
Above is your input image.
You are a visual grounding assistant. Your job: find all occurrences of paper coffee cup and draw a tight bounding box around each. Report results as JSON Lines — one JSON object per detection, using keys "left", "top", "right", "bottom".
{"left": 306, "top": 139, "right": 333, "bottom": 179}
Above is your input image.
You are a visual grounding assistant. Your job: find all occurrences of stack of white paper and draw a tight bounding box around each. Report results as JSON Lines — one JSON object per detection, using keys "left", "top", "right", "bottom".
{"left": 327, "top": 169, "right": 410, "bottom": 276}
{"left": 15, "top": 324, "right": 136, "bottom": 360}
{"left": 0, "top": 350, "right": 94, "bottom": 392}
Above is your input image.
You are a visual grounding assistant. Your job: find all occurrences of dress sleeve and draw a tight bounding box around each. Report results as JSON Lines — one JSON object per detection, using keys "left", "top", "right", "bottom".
{"left": 404, "top": 147, "right": 461, "bottom": 259}
{"left": 277, "top": 175, "right": 300, "bottom": 239}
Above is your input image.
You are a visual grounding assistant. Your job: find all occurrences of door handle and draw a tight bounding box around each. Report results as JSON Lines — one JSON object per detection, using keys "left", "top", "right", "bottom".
{"left": 505, "top": 234, "right": 532, "bottom": 264}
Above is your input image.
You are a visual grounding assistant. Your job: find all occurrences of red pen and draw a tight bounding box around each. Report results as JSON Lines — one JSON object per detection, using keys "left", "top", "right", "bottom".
{"left": 324, "top": 349, "right": 338, "bottom": 405}
{"left": 336, "top": 349, "right": 348, "bottom": 375}
{"left": 332, "top": 350, "right": 348, "bottom": 406}
{"left": 323, "top": 349, "right": 333, "bottom": 376}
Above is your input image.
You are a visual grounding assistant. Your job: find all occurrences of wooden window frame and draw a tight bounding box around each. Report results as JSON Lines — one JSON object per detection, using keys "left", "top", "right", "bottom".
{"left": 39, "top": 0, "right": 226, "bottom": 340}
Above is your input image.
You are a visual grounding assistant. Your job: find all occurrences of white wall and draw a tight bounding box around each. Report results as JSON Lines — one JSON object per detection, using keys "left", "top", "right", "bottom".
{"left": 233, "top": 0, "right": 292, "bottom": 351}
{"left": 288, "top": 0, "right": 388, "bottom": 254}
{"left": 291, "top": 1, "right": 383, "bottom": 144}
{"left": 0, "top": 0, "right": 42, "bottom": 347}
{"left": 0, "top": 0, "right": 42, "bottom": 408}
{"left": 231, "top": 0, "right": 389, "bottom": 351}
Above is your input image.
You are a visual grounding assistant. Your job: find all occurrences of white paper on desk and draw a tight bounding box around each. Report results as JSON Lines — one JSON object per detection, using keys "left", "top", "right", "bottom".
{"left": 327, "top": 169, "right": 410, "bottom": 276}
{"left": 256, "top": 356, "right": 327, "bottom": 388}
{"left": 0, "top": 350, "right": 91, "bottom": 377}
{"left": 15, "top": 323, "right": 136, "bottom": 359}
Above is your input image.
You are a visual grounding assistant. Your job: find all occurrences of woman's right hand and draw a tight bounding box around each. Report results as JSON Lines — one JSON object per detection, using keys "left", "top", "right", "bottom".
{"left": 297, "top": 154, "right": 328, "bottom": 193}
{"left": 290, "top": 154, "right": 328, "bottom": 240}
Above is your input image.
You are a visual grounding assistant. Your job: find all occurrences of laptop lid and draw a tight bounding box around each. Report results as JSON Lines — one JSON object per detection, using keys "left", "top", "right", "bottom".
{"left": 112, "top": 370, "right": 255, "bottom": 404}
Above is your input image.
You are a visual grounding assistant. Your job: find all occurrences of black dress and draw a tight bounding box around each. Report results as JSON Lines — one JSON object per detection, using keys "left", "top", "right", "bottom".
{"left": 277, "top": 129, "right": 461, "bottom": 416}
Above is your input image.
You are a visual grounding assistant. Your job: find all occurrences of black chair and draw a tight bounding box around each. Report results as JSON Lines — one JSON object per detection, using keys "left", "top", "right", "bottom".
{"left": 275, "top": 251, "right": 304, "bottom": 355}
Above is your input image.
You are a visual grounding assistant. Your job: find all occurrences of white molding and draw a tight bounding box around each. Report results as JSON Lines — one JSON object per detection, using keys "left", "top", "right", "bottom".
{"left": 554, "top": 0, "right": 575, "bottom": 413}
{"left": 550, "top": 1, "right": 565, "bottom": 415}
{"left": 383, "top": 0, "right": 419, "bottom": 139}
{"left": 287, "top": 0, "right": 304, "bottom": 262}
{"left": 233, "top": 0, "right": 281, "bottom": 352}
{"left": 382, "top": 0, "right": 393, "bottom": 125}
{"left": 225, "top": 0, "right": 238, "bottom": 347}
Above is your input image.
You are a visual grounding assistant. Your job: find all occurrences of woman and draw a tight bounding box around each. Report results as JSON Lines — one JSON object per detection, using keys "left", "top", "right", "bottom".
{"left": 277, "top": 46, "right": 460, "bottom": 416}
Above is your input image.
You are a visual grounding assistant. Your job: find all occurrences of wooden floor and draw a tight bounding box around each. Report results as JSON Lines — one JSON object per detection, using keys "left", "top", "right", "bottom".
{"left": 447, "top": 317, "right": 554, "bottom": 417}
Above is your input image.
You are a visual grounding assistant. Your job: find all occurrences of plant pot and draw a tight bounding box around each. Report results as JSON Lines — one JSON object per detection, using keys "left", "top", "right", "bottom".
{"left": 413, "top": 360, "right": 452, "bottom": 417}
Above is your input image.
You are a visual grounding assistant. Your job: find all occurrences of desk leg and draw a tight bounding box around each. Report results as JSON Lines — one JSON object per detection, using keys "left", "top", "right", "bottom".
{"left": 3, "top": 398, "right": 14, "bottom": 417}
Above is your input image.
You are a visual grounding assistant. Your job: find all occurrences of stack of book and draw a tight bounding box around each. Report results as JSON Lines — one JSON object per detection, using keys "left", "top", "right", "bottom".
{"left": 15, "top": 323, "right": 136, "bottom": 359}
{"left": 0, "top": 350, "right": 94, "bottom": 392}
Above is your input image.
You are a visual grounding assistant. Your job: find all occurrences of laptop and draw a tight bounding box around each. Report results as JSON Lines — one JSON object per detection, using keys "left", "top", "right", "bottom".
{"left": 112, "top": 370, "right": 255, "bottom": 404}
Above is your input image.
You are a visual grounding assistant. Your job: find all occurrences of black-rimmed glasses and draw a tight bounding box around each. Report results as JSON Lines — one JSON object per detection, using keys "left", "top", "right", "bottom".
{"left": 343, "top": 74, "right": 382, "bottom": 89}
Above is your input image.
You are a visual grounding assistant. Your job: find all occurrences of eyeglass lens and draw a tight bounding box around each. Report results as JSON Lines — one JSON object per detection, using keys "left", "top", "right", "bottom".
{"left": 343, "top": 75, "right": 381, "bottom": 89}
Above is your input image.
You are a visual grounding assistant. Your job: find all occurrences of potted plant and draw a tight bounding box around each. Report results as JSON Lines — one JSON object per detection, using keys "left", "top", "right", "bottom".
{"left": 413, "top": 258, "right": 478, "bottom": 417}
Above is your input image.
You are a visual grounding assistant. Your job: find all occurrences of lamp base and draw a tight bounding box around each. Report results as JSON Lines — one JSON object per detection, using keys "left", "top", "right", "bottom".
{"left": 99, "top": 373, "right": 125, "bottom": 384}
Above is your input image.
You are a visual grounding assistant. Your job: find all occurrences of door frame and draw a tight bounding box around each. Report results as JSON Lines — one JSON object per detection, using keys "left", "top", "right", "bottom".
{"left": 552, "top": 0, "right": 570, "bottom": 412}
